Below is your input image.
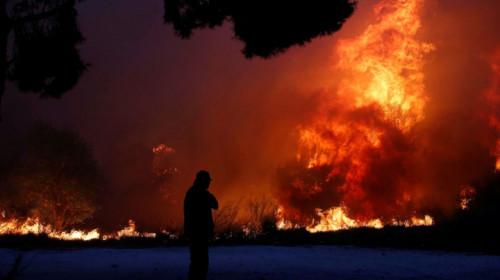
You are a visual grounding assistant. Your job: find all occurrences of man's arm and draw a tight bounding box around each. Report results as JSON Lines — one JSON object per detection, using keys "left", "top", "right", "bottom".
{"left": 207, "top": 191, "right": 218, "bottom": 210}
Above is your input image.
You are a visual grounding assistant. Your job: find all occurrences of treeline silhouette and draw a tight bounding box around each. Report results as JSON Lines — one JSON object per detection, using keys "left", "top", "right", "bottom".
{"left": 1, "top": 0, "right": 87, "bottom": 121}
{"left": 1, "top": 0, "right": 357, "bottom": 120}
{"left": 164, "top": 0, "right": 357, "bottom": 58}
{"left": 0, "top": 122, "right": 100, "bottom": 231}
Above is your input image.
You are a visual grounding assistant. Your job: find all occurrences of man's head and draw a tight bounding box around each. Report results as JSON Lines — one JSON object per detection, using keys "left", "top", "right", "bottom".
{"left": 194, "top": 170, "right": 211, "bottom": 189}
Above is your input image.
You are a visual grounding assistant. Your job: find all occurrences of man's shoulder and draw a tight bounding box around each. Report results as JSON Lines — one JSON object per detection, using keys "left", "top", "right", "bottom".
{"left": 185, "top": 186, "right": 206, "bottom": 197}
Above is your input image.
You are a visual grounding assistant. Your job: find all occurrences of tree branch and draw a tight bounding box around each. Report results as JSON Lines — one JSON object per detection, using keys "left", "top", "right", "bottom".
{"left": 5, "top": 254, "right": 22, "bottom": 280}
{"left": 11, "top": 1, "right": 73, "bottom": 26}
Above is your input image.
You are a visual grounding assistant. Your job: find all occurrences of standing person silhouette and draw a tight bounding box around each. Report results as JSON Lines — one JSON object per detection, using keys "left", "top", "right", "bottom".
{"left": 184, "top": 170, "right": 218, "bottom": 280}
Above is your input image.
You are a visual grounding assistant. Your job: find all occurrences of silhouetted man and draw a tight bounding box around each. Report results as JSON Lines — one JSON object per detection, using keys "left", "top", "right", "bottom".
{"left": 184, "top": 170, "right": 218, "bottom": 280}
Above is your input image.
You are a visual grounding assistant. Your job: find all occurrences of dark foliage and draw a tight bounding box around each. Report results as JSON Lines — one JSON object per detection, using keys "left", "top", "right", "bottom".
{"left": 468, "top": 172, "right": 500, "bottom": 224}
{"left": 446, "top": 171, "right": 500, "bottom": 251}
{"left": 164, "top": 0, "right": 357, "bottom": 58}
{"left": 0, "top": 0, "right": 87, "bottom": 120}
{"left": 7, "top": 0, "right": 87, "bottom": 97}
{"left": 4, "top": 122, "right": 101, "bottom": 231}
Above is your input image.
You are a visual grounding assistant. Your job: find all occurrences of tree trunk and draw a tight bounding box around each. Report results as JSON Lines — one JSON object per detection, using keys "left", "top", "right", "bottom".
{"left": 0, "top": 0, "right": 9, "bottom": 122}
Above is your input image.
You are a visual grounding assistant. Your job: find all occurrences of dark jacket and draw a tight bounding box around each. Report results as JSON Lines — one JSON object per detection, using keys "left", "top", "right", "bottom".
{"left": 184, "top": 185, "right": 218, "bottom": 239}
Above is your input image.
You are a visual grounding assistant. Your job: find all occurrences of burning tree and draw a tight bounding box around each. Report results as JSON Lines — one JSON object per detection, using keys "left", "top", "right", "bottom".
{"left": 8, "top": 123, "right": 100, "bottom": 231}
{"left": 276, "top": 0, "right": 437, "bottom": 229}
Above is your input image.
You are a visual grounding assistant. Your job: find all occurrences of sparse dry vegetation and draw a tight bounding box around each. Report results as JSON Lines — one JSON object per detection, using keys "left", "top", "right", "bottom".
{"left": 213, "top": 195, "right": 278, "bottom": 238}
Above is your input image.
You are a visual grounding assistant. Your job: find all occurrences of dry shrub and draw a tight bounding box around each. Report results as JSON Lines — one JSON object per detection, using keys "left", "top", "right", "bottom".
{"left": 245, "top": 195, "right": 279, "bottom": 235}
{"left": 213, "top": 195, "right": 279, "bottom": 237}
{"left": 213, "top": 200, "right": 241, "bottom": 237}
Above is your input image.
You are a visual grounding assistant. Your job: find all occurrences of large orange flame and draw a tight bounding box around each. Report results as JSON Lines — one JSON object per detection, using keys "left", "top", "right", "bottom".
{"left": 282, "top": 0, "right": 435, "bottom": 230}
{"left": 301, "top": 0, "right": 433, "bottom": 168}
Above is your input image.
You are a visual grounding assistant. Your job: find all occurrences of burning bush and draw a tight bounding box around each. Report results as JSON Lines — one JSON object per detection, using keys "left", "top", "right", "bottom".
{"left": 1, "top": 122, "right": 100, "bottom": 232}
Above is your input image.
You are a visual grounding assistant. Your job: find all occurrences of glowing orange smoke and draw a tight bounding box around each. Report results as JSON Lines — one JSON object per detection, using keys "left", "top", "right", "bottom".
{"left": 485, "top": 49, "right": 500, "bottom": 171}
{"left": 280, "top": 0, "right": 436, "bottom": 230}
